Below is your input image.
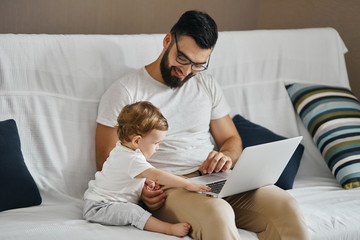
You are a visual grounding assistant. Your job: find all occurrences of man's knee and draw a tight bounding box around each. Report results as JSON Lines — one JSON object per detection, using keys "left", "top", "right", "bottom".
{"left": 190, "top": 198, "right": 240, "bottom": 240}
{"left": 259, "top": 192, "right": 310, "bottom": 240}
{"left": 203, "top": 198, "right": 235, "bottom": 222}
{"left": 271, "top": 193, "right": 303, "bottom": 219}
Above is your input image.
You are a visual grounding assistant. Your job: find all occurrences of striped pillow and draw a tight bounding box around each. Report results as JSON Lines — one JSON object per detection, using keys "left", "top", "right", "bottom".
{"left": 286, "top": 83, "right": 360, "bottom": 189}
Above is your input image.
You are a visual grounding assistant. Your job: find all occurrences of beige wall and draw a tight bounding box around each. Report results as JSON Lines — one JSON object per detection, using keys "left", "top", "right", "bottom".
{"left": 0, "top": 0, "right": 259, "bottom": 34}
{"left": 0, "top": 0, "right": 359, "bottom": 98}
{"left": 257, "top": 0, "right": 360, "bottom": 99}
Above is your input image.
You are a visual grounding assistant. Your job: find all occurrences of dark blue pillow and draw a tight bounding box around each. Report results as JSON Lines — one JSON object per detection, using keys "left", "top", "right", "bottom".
{"left": 232, "top": 114, "right": 304, "bottom": 190}
{"left": 0, "top": 119, "right": 42, "bottom": 212}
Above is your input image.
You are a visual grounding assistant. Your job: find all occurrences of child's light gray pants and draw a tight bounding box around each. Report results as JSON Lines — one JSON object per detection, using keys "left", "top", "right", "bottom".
{"left": 83, "top": 199, "right": 151, "bottom": 230}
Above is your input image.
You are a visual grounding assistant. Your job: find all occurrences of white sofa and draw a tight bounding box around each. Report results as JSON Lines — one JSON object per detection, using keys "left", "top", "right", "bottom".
{"left": 1, "top": 28, "right": 359, "bottom": 240}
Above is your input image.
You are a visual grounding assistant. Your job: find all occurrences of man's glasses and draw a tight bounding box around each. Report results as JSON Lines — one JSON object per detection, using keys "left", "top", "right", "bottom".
{"left": 173, "top": 33, "right": 210, "bottom": 72}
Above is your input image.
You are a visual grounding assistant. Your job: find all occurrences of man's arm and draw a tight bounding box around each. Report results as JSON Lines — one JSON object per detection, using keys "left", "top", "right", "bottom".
{"left": 95, "top": 123, "right": 118, "bottom": 171}
{"left": 198, "top": 114, "right": 242, "bottom": 174}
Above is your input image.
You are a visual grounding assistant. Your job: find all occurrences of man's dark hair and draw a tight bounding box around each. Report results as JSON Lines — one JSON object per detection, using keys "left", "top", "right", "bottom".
{"left": 170, "top": 10, "right": 218, "bottom": 49}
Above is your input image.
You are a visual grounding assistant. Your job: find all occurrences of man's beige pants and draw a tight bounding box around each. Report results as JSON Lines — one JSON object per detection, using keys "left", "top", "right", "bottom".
{"left": 152, "top": 172, "right": 310, "bottom": 240}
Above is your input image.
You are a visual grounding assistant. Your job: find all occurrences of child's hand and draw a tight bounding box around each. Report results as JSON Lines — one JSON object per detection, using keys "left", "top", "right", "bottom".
{"left": 185, "top": 182, "right": 210, "bottom": 192}
{"left": 145, "top": 179, "right": 160, "bottom": 191}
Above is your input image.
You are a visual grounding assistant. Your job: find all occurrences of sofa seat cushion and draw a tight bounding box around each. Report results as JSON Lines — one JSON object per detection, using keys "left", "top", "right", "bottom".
{"left": 232, "top": 114, "right": 304, "bottom": 190}
{"left": 286, "top": 83, "right": 360, "bottom": 189}
{"left": 0, "top": 119, "right": 42, "bottom": 212}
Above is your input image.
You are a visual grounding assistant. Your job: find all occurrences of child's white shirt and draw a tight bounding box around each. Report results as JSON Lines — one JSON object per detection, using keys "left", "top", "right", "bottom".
{"left": 84, "top": 141, "right": 153, "bottom": 203}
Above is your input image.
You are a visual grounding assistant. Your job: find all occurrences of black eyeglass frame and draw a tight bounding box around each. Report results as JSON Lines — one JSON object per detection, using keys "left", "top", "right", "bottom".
{"left": 173, "top": 33, "right": 211, "bottom": 72}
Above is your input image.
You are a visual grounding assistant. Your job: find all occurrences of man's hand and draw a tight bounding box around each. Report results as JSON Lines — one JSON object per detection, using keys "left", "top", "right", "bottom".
{"left": 141, "top": 180, "right": 166, "bottom": 211}
{"left": 198, "top": 150, "right": 232, "bottom": 174}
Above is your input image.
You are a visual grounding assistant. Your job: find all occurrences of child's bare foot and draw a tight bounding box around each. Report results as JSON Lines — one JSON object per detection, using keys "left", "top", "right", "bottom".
{"left": 170, "top": 222, "right": 191, "bottom": 237}
{"left": 144, "top": 216, "right": 191, "bottom": 237}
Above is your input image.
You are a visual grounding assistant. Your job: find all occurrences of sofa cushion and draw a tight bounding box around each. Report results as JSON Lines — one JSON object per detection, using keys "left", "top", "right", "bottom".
{"left": 232, "top": 114, "right": 304, "bottom": 190}
{"left": 0, "top": 119, "right": 42, "bottom": 212}
{"left": 286, "top": 83, "right": 360, "bottom": 189}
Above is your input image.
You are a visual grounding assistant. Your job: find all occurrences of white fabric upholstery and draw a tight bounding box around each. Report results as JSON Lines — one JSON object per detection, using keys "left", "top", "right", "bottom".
{"left": 0, "top": 28, "right": 359, "bottom": 240}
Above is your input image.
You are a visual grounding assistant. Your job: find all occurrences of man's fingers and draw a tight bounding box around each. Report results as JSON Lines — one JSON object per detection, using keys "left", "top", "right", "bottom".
{"left": 146, "top": 197, "right": 166, "bottom": 211}
{"left": 141, "top": 185, "right": 166, "bottom": 211}
{"left": 200, "top": 151, "right": 232, "bottom": 174}
{"left": 199, "top": 153, "right": 212, "bottom": 170}
{"left": 214, "top": 157, "right": 228, "bottom": 172}
{"left": 199, "top": 151, "right": 217, "bottom": 173}
{"left": 222, "top": 159, "right": 232, "bottom": 171}
{"left": 207, "top": 152, "right": 225, "bottom": 173}
{"left": 143, "top": 188, "right": 164, "bottom": 200}
{"left": 199, "top": 151, "right": 233, "bottom": 174}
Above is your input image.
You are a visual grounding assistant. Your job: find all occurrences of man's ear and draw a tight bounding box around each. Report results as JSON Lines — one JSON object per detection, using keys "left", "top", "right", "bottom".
{"left": 163, "top": 32, "right": 172, "bottom": 49}
{"left": 131, "top": 135, "right": 142, "bottom": 148}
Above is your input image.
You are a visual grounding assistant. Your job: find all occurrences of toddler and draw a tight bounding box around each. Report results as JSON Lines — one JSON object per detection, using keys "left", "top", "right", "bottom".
{"left": 83, "top": 101, "right": 210, "bottom": 237}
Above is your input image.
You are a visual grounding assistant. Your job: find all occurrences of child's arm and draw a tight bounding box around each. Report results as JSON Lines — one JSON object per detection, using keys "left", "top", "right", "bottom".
{"left": 136, "top": 168, "right": 210, "bottom": 192}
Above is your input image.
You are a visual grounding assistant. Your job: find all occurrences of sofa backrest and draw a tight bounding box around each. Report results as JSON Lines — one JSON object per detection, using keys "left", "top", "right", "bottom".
{"left": 0, "top": 28, "right": 349, "bottom": 199}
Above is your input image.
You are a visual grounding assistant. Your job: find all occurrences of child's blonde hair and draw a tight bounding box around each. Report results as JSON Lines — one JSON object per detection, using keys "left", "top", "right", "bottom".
{"left": 116, "top": 101, "right": 168, "bottom": 143}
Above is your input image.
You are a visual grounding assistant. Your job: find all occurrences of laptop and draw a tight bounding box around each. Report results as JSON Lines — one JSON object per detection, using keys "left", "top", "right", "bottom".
{"left": 189, "top": 136, "right": 303, "bottom": 198}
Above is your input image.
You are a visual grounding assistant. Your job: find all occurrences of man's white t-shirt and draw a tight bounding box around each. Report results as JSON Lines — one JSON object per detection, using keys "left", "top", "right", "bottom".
{"left": 84, "top": 142, "right": 153, "bottom": 203}
{"left": 97, "top": 67, "right": 230, "bottom": 175}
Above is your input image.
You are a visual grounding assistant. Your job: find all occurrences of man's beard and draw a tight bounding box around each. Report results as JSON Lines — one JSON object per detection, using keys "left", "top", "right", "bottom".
{"left": 160, "top": 48, "right": 194, "bottom": 89}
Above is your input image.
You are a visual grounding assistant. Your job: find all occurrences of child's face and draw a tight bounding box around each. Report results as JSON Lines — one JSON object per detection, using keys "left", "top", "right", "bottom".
{"left": 138, "top": 129, "right": 167, "bottom": 159}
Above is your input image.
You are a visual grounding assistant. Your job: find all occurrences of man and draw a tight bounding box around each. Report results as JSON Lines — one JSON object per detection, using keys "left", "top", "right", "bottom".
{"left": 95, "top": 10, "right": 310, "bottom": 240}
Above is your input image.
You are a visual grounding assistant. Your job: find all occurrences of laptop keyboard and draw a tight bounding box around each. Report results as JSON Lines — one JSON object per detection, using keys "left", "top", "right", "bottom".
{"left": 206, "top": 179, "right": 227, "bottom": 194}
